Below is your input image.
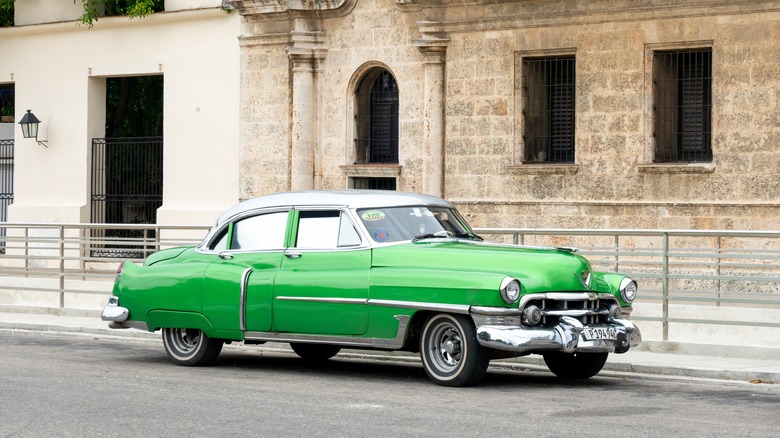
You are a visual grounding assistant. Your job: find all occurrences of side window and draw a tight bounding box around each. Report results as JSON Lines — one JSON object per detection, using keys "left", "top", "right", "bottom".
{"left": 295, "top": 210, "right": 362, "bottom": 249}
{"left": 208, "top": 227, "right": 229, "bottom": 251}
{"left": 231, "top": 211, "right": 288, "bottom": 250}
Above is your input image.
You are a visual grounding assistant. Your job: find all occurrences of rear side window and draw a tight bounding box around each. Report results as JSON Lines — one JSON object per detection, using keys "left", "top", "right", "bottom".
{"left": 295, "top": 210, "right": 362, "bottom": 249}
{"left": 231, "top": 211, "right": 288, "bottom": 250}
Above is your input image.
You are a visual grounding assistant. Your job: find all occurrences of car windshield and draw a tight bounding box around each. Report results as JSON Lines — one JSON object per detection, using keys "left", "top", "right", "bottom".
{"left": 356, "top": 206, "right": 481, "bottom": 243}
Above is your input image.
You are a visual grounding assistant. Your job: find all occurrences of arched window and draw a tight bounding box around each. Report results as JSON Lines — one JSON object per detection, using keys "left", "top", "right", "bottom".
{"left": 355, "top": 69, "right": 398, "bottom": 164}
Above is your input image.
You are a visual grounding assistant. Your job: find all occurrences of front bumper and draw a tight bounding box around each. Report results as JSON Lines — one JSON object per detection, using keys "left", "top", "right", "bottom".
{"left": 472, "top": 311, "right": 641, "bottom": 355}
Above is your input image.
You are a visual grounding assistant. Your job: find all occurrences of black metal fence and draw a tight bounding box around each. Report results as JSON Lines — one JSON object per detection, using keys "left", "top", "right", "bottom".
{"left": 90, "top": 137, "right": 163, "bottom": 258}
{"left": 0, "top": 139, "right": 13, "bottom": 254}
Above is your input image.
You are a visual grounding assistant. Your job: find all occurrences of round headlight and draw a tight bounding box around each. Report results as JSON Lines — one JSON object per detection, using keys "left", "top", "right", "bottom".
{"left": 619, "top": 278, "right": 638, "bottom": 302}
{"left": 500, "top": 277, "right": 522, "bottom": 304}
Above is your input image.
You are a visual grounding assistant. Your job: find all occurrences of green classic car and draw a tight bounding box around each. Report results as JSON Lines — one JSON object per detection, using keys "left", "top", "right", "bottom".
{"left": 102, "top": 190, "right": 641, "bottom": 386}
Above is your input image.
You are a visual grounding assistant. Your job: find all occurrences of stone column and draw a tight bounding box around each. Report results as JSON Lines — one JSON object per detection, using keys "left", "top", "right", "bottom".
{"left": 414, "top": 28, "right": 449, "bottom": 198}
{"left": 287, "top": 18, "right": 326, "bottom": 191}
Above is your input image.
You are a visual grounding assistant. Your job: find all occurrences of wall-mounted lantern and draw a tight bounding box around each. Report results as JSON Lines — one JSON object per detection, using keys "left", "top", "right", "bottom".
{"left": 18, "top": 110, "right": 48, "bottom": 147}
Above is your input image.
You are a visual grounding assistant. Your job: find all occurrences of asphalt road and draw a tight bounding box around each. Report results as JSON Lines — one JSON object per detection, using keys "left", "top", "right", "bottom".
{"left": 1, "top": 330, "right": 778, "bottom": 437}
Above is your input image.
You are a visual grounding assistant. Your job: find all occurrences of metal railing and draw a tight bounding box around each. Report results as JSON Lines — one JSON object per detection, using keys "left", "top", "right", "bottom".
{"left": 1, "top": 223, "right": 779, "bottom": 343}
{"left": 0, "top": 222, "right": 210, "bottom": 310}
{"left": 475, "top": 228, "right": 780, "bottom": 340}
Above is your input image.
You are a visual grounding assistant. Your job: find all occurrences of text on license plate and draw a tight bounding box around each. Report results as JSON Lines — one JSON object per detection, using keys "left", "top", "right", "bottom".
{"left": 582, "top": 327, "right": 617, "bottom": 341}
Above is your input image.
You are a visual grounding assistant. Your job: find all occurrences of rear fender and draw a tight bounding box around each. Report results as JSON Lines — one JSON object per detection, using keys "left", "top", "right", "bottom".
{"left": 146, "top": 310, "right": 215, "bottom": 337}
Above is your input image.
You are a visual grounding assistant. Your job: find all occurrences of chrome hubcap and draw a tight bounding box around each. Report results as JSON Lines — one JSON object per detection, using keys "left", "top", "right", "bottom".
{"left": 430, "top": 324, "right": 463, "bottom": 372}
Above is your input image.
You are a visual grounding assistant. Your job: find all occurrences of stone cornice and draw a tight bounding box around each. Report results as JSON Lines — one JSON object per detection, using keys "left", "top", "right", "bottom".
{"left": 396, "top": 0, "right": 780, "bottom": 34}
{"left": 231, "top": 0, "right": 357, "bottom": 20}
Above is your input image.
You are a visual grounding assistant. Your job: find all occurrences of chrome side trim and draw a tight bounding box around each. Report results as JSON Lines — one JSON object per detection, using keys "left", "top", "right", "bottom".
{"left": 272, "top": 296, "right": 471, "bottom": 315}
{"left": 245, "top": 315, "right": 410, "bottom": 350}
{"left": 275, "top": 296, "right": 368, "bottom": 305}
{"left": 368, "top": 299, "right": 471, "bottom": 314}
{"left": 240, "top": 268, "right": 253, "bottom": 331}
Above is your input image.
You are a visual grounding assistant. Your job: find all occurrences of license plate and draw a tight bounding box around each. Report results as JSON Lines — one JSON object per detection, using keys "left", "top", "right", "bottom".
{"left": 582, "top": 327, "right": 617, "bottom": 341}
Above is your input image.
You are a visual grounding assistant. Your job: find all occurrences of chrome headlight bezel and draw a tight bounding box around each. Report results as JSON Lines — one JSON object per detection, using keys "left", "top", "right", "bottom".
{"left": 619, "top": 278, "right": 638, "bottom": 303}
{"left": 499, "top": 277, "right": 522, "bottom": 304}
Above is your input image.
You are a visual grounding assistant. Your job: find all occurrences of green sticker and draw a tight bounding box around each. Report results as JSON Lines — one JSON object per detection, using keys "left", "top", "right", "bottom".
{"left": 361, "top": 210, "right": 386, "bottom": 221}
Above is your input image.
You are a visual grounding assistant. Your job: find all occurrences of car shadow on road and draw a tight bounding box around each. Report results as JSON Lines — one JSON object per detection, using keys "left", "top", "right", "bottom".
{"left": 210, "top": 348, "right": 625, "bottom": 388}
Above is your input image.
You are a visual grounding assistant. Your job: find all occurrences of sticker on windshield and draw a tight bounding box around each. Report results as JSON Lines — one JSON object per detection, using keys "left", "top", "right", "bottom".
{"left": 373, "top": 230, "right": 390, "bottom": 242}
{"left": 361, "top": 210, "right": 386, "bottom": 221}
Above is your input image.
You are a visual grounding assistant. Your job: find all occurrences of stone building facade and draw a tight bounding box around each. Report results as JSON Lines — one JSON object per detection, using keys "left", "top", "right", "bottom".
{"left": 233, "top": 0, "right": 780, "bottom": 231}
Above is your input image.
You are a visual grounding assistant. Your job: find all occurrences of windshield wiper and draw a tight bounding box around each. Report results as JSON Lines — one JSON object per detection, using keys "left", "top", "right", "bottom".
{"left": 412, "top": 232, "right": 451, "bottom": 241}
{"left": 453, "top": 232, "right": 483, "bottom": 241}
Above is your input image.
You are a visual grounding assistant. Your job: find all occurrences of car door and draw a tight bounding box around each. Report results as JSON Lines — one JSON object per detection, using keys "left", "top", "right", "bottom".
{"left": 272, "top": 208, "right": 370, "bottom": 335}
{"left": 202, "top": 209, "right": 289, "bottom": 335}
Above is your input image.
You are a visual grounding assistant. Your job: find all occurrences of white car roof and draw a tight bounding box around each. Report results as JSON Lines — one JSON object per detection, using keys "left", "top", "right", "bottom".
{"left": 215, "top": 190, "right": 453, "bottom": 227}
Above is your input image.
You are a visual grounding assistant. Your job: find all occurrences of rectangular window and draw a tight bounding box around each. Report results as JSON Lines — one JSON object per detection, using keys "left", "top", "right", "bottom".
{"left": 351, "top": 177, "right": 396, "bottom": 191}
{"left": 653, "top": 49, "right": 712, "bottom": 162}
{"left": 522, "top": 56, "right": 576, "bottom": 163}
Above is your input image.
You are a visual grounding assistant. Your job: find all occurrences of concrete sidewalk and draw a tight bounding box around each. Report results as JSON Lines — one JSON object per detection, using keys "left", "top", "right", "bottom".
{"left": 1, "top": 311, "right": 779, "bottom": 384}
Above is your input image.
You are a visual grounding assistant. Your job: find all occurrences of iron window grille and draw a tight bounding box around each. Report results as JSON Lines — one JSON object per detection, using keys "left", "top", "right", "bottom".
{"left": 522, "top": 56, "right": 576, "bottom": 164}
{"left": 653, "top": 49, "right": 713, "bottom": 162}
{"left": 355, "top": 69, "right": 399, "bottom": 164}
{"left": 351, "top": 177, "right": 397, "bottom": 191}
{"left": 90, "top": 137, "right": 163, "bottom": 258}
{"left": 0, "top": 139, "right": 12, "bottom": 254}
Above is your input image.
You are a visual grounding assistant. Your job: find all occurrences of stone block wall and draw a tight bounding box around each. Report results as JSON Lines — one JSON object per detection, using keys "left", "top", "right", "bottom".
{"left": 234, "top": 0, "right": 780, "bottom": 231}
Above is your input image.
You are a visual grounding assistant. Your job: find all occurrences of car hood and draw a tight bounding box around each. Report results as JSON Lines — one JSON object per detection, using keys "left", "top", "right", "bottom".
{"left": 370, "top": 240, "right": 594, "bottom": 293}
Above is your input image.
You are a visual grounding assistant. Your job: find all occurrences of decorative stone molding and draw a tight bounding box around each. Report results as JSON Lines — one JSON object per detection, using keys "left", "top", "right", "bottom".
{"left": 231, "top": 0, "right": 357, "bottom": 19}
{"left": 339, "top": 164, "right": 403, "bottom": 178}
{"left": 637, "top": 163, "right": 715, "bottom": 174}
{"left": 507, "top": 164, "right": 580, "bottom": 175}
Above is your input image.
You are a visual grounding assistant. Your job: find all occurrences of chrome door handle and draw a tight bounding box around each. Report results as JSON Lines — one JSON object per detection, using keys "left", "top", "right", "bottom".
{"left": 285, "top": 252, "right": 302, "bottom": 259}
{"left": 219, "top": 252, "right": 234, "bottom": 260}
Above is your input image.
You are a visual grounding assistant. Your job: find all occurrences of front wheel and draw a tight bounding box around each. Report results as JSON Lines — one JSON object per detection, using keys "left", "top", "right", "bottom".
{"left": 162, "top": 328, "right": 223, "bottom": 366}
{"left": 420, "top": 314, "right": 490, "bottom": 387}
{"left": 543, "top": 352, "right": 608, "bottom": 379}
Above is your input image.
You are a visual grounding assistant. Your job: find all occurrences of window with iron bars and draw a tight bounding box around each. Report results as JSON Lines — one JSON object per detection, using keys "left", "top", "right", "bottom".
{"left": 354, "top": 69, "right": 399, "bottom": 164}
{"left": 522, "top": 56, "right": 576, "bottom": 164}
{"left": 351, "top": 177, "right": 396, "bottom": 191}
{"left": 653, "top": 49, "right": 712, "bottom": 162}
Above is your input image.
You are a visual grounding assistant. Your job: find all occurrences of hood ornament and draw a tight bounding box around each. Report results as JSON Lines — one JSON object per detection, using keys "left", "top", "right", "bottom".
{"left": 574, "top": 270, "right": 591, "bottom": 288}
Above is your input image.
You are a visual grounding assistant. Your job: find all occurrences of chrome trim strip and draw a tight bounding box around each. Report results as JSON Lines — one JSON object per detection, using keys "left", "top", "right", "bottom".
{"left": 368, "top": 299, "right": 471, "bottom": 315}
{"left": 240, "top": 268, "right": 253, "bottom": 331}
{"left": 245, "top": 315, "right": 410, "bottom": 350}
{"left": 517, "top": 292, "right": 618, "bottom": 308}
{"left": 275, "top": 296, "right": 368, "bottom": 305}
{"left": 272, "top": 296, "right": 471, "bottom": 314}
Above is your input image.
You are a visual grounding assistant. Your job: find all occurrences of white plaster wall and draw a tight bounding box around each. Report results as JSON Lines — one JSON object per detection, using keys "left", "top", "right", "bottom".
{"left": 0, "top": 123, "right": 12, "bottom": 140}
{"left": 0, "top": 9, "right": 240, "bottom": 226}
{"left": 15, "top": 0, "right": 226, "bottom": 26}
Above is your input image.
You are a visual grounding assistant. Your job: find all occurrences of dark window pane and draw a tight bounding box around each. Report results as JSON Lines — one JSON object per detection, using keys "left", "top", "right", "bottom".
{"left": 523, "top": 56, "right": 575, "bottom": 163}
{"left": 653, "top": 49, "right": 712, "bottom": 162}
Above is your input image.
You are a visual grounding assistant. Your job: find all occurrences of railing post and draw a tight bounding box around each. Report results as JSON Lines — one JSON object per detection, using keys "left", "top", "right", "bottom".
{"left": 662, "top": 232, "right": 669, "bottom": 341}
{"left": 614, "top": 234, "right": 620, "bottom": 273}
{"left": 59, "top": 225, "right": 65, "bottom": 311}
{"left": 716, "top": 235, "right": 722, "bottom": 307}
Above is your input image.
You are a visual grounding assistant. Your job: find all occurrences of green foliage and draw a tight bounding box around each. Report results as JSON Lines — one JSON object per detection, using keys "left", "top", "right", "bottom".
{"left": 106, "top": 76, "right": 164, "bottom": 137}
{"left": 79, "top": 0, "right": 164, "bottom": 27}
{"left": 0, "top": 0, "right": 13, "bottom": 28}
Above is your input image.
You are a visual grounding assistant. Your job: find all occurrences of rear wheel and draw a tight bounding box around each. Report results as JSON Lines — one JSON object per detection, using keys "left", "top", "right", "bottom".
{"left": 162, "top": 328, "right": 223, "bottom": 366}
{"left": 290, "top": 343, "right": 341, "bottom": 361}
{"left": 420, "top": 314, "right": 490, "bottom": 387}
{"left": 543, "top": 352, "right": 608, "bottom": 379}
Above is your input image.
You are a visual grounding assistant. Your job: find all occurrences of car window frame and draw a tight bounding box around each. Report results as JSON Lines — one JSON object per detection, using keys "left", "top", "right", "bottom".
{"left": 289, "top": 207, "right": 368, "bottom": 251}
{"left": 197, "top": 207, "right": 292, "bottom": 254}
